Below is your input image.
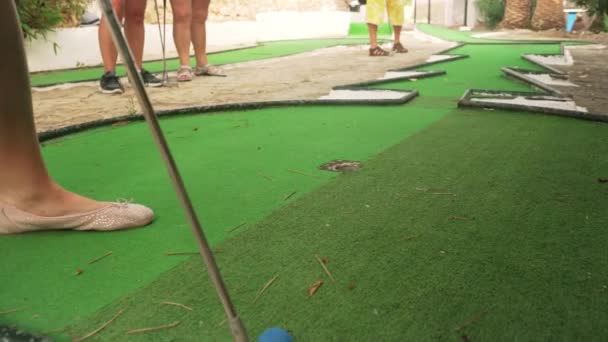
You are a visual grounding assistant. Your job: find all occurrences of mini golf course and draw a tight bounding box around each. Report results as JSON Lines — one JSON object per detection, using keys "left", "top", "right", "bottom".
{"left": 1, "top": 25, "right": 607, "bottom": 341}
{"left": 29, "top": 38, "right": 385, "bottom": 88}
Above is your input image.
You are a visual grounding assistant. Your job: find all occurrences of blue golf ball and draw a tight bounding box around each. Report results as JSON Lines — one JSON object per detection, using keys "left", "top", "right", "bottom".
{"left": 258, "top": 327, "right": 293, "bottom": 342}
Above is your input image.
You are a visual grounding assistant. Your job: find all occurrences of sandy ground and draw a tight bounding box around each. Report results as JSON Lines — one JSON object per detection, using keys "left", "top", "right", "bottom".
{"left": 471, "top": 28, "right": 608, "bottom": 114}
{"left": 32, "top": 32, "right": 454, "bottom": 133}
{"left": 551, "top": 45, "right": 608, "bottom": 114}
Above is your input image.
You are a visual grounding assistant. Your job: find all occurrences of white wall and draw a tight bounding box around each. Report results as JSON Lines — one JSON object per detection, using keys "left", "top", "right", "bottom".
{"left": 256, "top": 11, "right": 350, "bottom": 41}
{"left": 412, "top": 0, "right": 478, "bottom": 27}
{"left": 26, "top": 11, "right": 350, "bottom": 72}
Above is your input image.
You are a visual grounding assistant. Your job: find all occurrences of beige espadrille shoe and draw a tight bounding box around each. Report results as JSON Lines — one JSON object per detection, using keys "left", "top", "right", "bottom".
{"left": 0, "top": 202, "right": 154, "bottom": 234}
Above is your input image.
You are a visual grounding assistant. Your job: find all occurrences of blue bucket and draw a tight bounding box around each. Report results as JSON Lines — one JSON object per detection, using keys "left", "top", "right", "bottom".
{"left": 566, "top": 12, "right": 577, "bottom": 32}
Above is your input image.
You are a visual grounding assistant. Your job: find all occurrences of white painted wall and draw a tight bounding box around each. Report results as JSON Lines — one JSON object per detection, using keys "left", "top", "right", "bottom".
{"left": 256, "top": 11, "right": 350, "bottom": 40}
{"left": 25, "top": 11, "right": 350, "bottom": 72}
{"left": 412, "top": 0, "right": 478, "bottom": 27}
{"left": 25, "top": 22, "right": 259, "bottom": 72}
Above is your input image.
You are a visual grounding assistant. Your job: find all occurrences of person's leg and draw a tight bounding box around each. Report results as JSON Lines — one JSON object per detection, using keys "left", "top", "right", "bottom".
{"left": 1, "top": 1, "right": 153, "bottom": 233}
{"left": 393, "top": 25, "right": 402, "bottom": 44}
{"left": 98, "top": 0, "right": 126, "bottom": 93}
{"left": 367, "top": 23, "right": 379, "bottom": 48}
{"left": 124, "top": 0, "right": 163, "bottom": 86}
{"left": 191, "top": 0, "right": 210, "bottom": 67}
{"left": 99, "top": 0, "right": 125, "bottom": 73}
{"left": 1, "top": 1, "right": 105, "bottom": 216}
{"left": 388, "top": 0, "right": 407, "bottom": 52}
{"left": 171, "top": 0, "right": 193, "bottom": 67}
{"left": 124, "top": 0, "right": 147, "bottom": 70}
{"left": 191, "top": 0, "right": 224, "bottom": 75}
{"left": 366, "top": 0, "right": 389, "bottom": 56}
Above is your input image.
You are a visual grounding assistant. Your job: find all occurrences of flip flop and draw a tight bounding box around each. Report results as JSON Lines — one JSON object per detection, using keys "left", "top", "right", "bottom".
{"left": 195, "top": 64, "right": 226, "bottom": 77}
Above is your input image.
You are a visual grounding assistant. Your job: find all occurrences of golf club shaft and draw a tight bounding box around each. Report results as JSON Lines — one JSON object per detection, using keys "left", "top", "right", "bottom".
{"left": 97, "top": 1, "right": 248, "bottom": 340}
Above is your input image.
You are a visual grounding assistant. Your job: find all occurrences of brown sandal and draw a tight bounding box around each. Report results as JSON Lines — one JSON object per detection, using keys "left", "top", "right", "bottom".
{"left": 369, "top": 46, "right": 390, "bottom": 57}
{"left": 392, "top": 43, "right": 409, "bottom": 53}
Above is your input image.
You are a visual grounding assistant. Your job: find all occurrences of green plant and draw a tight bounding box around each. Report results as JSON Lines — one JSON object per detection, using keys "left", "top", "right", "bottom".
{"left": 16, "top": 0, "right": 88, "bottom": 41}
{"left": 574, "top": 0, "right": 608, "bottom": 31}
{"left": 17, "top": 0, "right": 63, "bottom": 40}
{"left": 55, "top": 0, "right": 90, "bottom": 28}
{"left": 476, "top": 0, "right": 505, "bottom": 28}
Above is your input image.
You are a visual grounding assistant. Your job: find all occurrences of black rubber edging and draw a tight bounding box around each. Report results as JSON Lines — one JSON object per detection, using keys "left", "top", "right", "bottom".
{"left": 501, "top": 67, "right": 563, "bottom": 96}
{"left": 504, "top": 66, "right": 569, "bottom": 79}
{"left": 519, "top": 42, "right": 569, "bottom": 75}
{"left": 521, "top": 55, "right": 567, "bottom": 75}
{"left": 457, "top": 89, "right": 608, "bottom": 123}
{"left": 391, "top": 54, "right": 469, "bottom": 72}
{"left": 38, "top": 89, "right": 419, "bottom": 143}
{"left": 333, "top": 70, "right": 446, "bottom": 89}
{"left": 454, "top": 41, "right": 608, "bottom": 123}
{"left": 333, "top": 44, "right": 470, "bottom": 89}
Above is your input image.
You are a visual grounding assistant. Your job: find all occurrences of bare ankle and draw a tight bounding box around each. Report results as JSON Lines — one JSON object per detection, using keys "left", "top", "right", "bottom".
{"left": 0, "top": 182, "right": 104, "bottom": 216}
{"left": 0, "top": 181, "right": 54, "bottom": 207}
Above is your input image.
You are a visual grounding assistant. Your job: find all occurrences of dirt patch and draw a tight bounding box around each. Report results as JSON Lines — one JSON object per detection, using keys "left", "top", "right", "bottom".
{"left": 32, "top": 33, "right": 455, "bottom": 133}
{"left": 551, "top": 46, "right": 608, "bottom": 114}
{"left": 487, "top": 29, "right": 608, "bottom": 114}
{"left": 319, "top": 160, "right": 362, "bottom": 172}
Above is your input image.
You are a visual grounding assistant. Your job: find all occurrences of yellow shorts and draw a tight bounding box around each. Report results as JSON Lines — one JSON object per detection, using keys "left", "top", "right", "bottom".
{"left": 366, "top": 0, "right": 405, "bottom": 26}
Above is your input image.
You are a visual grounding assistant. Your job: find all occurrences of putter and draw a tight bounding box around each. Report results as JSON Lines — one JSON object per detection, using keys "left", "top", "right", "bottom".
{"left": 97, "top": 1, "right": 248, "bottom": 340}
{"left": 153, "top": 0, "right": 177, "bottom": 87}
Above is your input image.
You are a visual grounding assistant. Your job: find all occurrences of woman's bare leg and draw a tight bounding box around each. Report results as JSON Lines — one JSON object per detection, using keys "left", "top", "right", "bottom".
{"left": 191, "top": 0, "right": 210, "bottom": 66}
{"left": 171, "top": 0, "right": 194, "bottom": 66}
{"left": 0, "top": 2, "right": 108, "bottom": 216}
{"left": 99, "top": 0, "right": 125, "bottom": 72}
{"left": 124, "top": 0, "right": 147, "bottom": 69}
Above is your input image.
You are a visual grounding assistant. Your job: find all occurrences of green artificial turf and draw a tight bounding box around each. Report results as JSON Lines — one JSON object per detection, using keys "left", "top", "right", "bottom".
{"left": 416, "top": 23, "right": 590, "bottom": 46}
{"left": 370, "top": 44, "right": 560, "bottom": 98}
{"left": 0, "top": 104, "right": 448, "bottom": 338}
{"left": 416, "top": 23, "right": 499, "bottom": 43}
{"left": 5, "top": 38, "right": 606, "bottom": 341}
{"left": 348, "top": 22, "right": 393, "bottom": 37}
{"left": 29, "top": 38, "right": 374, "bottom": 87}
{"left": 68, "top": 108, "right": 608, "bottom": 341}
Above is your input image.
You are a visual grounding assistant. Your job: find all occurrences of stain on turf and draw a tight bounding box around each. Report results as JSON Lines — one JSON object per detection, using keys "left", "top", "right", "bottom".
{"left": 319, "top": 160, "right": 362, "bottom": 172}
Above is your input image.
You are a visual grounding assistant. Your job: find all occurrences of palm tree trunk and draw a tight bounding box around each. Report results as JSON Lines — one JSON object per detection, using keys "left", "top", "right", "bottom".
{"left": 531, "top": 0, "right": 565, "bottom": 30}
{"left": 501, "top": 0, "right": 532, "bottom": 28}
